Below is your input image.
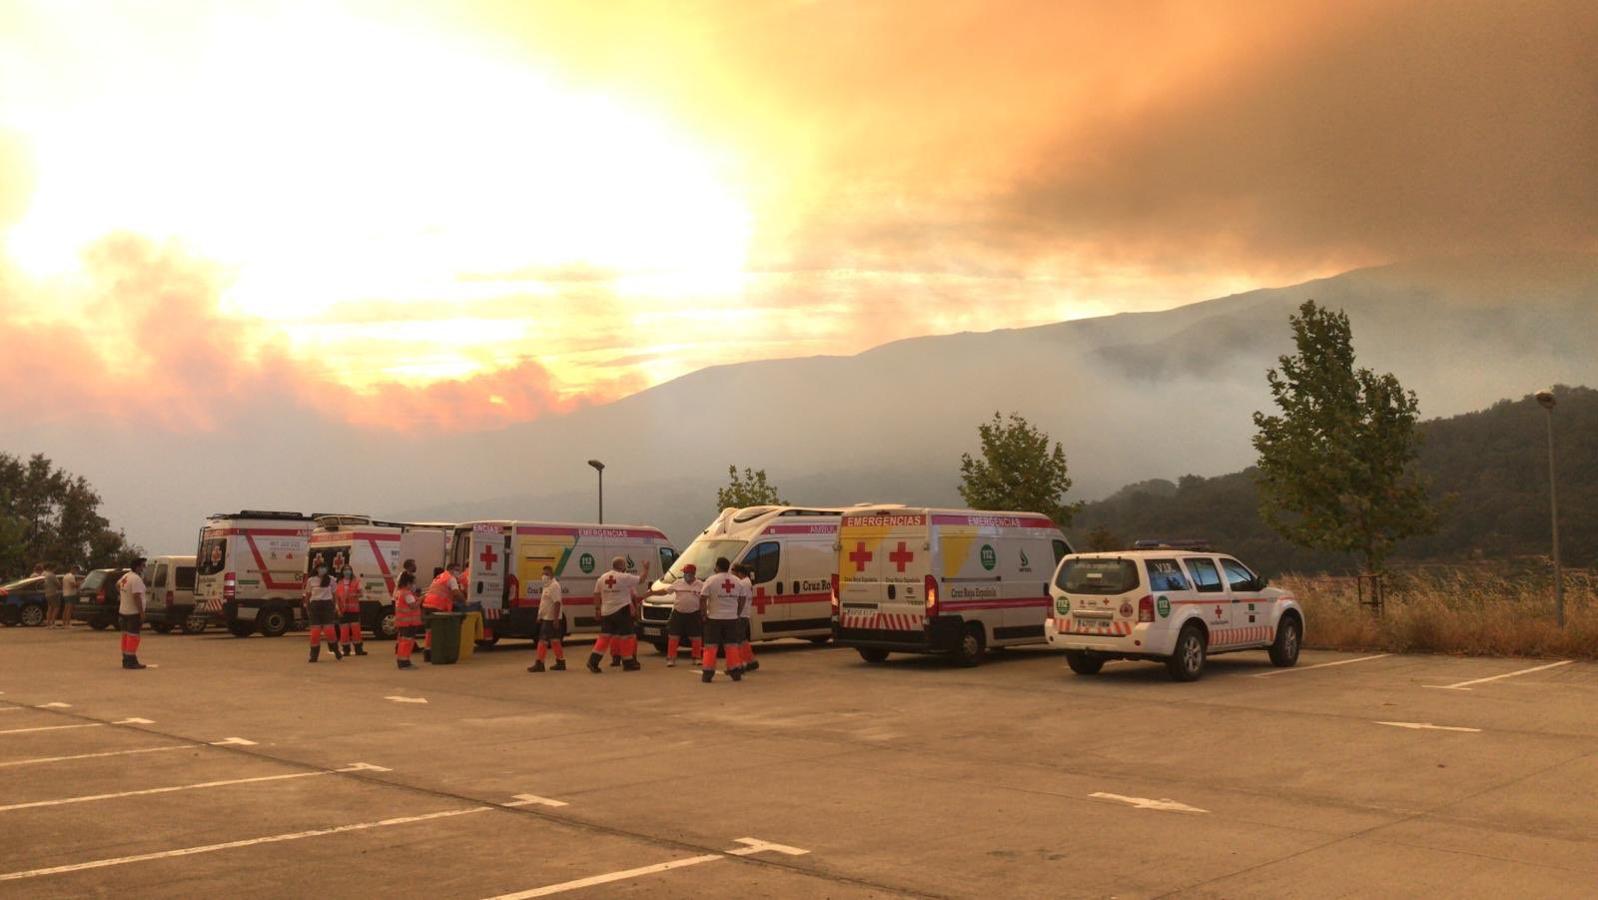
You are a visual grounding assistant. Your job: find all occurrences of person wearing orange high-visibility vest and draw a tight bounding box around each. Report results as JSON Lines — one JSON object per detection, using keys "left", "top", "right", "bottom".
{"left": 334, "top": 565, "right": 368, "bottom": 657}
{"left": 697, "top": 557, "right": 747, "bottom": 683}
{"left": 392, "top": 571, "right": 422, "bottom": 669}
{"left": 421, "top": 562, "right": 465, "bottom": 663}
{"left": 587, "top": 556, "right": 649, "bottom": 673}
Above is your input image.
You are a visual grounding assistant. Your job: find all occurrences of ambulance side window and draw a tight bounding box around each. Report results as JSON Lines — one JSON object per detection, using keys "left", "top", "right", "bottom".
{"left": 659, "top": 546, "right": 678, "bottom": 573}
{"left": 1146, "top": 559, "right": 1190, "bottom": 592}
{"left": 149, "top": 563, "right": 168, "bottom": 589}
{"left": 1051, "top": 540, "right": 1071, "bottom": 564}
{"left": 176, "top": 567, "right": 197, "bottom": 590}
{"left": 1184, "top": 558, "right": 1224, "bottom": 593}
{"left": 745, "top": 542, "right": 781, "bottom": 584}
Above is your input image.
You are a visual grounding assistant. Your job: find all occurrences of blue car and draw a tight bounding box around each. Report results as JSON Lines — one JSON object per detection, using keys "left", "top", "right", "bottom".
{"left": 0, "top": 576, "right": 47, "bottom": 627}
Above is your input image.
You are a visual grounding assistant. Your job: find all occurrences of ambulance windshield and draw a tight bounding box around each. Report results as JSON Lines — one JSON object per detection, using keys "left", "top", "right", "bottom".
{"left": 663, "top": 539, "right": 745, "bottom": 583}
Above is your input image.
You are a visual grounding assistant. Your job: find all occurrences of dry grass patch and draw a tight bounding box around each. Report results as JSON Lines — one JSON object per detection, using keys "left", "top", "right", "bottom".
{"left": 1282, "top": 568, "right": 1598, "bottom": 660}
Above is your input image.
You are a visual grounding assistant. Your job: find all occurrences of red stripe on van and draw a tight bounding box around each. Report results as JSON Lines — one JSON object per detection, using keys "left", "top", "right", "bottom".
{"left": 244, "top": 534, "right": 304, "bottom": 591}
{"left": 929, "top": 514, "right": 1055, "bottom": 529}
{"left": 514, "top": 525, "right": 666, "bottom": 539}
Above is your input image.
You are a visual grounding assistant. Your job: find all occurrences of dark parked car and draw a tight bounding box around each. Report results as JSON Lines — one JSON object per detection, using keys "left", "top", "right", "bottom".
{"left": 72, "top": 568, "right": 129, "bottom": 630}
{"left": 0, "top": 576, "right": 47, "bottom": 627}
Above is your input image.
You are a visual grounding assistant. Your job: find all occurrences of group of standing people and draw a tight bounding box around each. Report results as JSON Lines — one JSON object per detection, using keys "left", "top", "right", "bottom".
{"left": 32, "top": 561, "right": 83, "bottom": 629}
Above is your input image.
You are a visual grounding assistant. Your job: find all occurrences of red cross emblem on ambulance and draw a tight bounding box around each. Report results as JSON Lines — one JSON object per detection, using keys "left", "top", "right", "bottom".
{"left": 888, "top": 542, "right": 914, "bottom": 572}
{"left": 479, "top": 544, "right": 498, "bottom": 572}
{"left": 848, "top": 542, "right": 873, "bottom": 572}
{"left": 752, "top": 585, "right": 772, "bottom": 614}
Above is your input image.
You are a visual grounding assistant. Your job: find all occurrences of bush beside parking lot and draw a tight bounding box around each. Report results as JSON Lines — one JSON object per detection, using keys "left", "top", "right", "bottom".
{"left": 1286, "top": 568, "right": 1598, "bottom": 659}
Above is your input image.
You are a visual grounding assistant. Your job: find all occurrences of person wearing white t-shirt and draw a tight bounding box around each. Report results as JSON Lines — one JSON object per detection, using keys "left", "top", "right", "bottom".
{"left": 587, "top": 556, "right": 650, "bottom": 673}
{"left": 733, "top": 563, "right": 760, "bottom": 674}
{"left": 117, "top": 558, "right": 149, "bottom": 670}
{"left": 646, "top": 564, "right": 704, "bottom": 667}
{"left": 697, "top": 557, "right": 749, "bottom": 683}
{"left": 526, "top": 566, "right": 566, "bottom": 673}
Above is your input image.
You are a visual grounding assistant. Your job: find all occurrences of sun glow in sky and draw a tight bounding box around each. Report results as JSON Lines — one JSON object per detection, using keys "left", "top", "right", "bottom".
{"left": 2, "top": 0, "right": 1591, "bottom": 430}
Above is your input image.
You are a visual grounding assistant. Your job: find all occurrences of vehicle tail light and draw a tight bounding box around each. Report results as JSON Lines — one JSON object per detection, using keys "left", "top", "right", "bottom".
{"left": 223, "top": 571, "right": 237, "bottom": 602}
{"left": 0, "top": 587, "right": 8, "bottom": 598}
{"left": 924, "top": 574, "right": 940, "bottom": 620}
{"left": 830, "top": 573, "right": 840, "bottom": 617}
{"left": 97, "top": 587, "right": 107, "bottom": 602}
{"left": 1137, "top": 594, "right": 1155, "bottom": 623}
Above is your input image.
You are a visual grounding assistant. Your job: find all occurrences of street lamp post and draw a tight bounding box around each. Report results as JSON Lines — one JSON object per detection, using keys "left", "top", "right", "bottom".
{"left": 587, "top": 459, "right": 606, "bottom": 524}
{"left": 1535, "top": 389, "right": 1563, "bottom": 628}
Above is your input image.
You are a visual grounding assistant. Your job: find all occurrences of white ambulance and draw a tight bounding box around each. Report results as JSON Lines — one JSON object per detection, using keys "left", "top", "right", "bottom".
{"left": 1045, "top": 550, "right": 1303, "bottom": 681}
{"left": 641, "top": 506, "right": 851, "bottom": 652}
{"left": 833, "top": 508, "right": 1073, "bottom": 666}
{"left": 446, "top": 520, "right": 678, "bottom": 645}
{"left": 194, "top": 510, "right": 315, "bottom": 638}
{"left": 306, "top": 515, "right": 452, "bottom": 640}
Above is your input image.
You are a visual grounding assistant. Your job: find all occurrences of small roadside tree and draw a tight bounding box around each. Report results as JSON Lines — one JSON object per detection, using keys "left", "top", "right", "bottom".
{"left": 716, "top": 466, "right": 787, "bottom": 513}
{"left": 1251, "top": 300, "right": 1436, "bottom": 574}
{"left": 958, "top": 412, "right": 1080, "bottom": 525}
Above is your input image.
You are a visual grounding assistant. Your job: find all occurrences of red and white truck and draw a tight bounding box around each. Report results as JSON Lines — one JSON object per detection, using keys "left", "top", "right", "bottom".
{"left": 194, "top": 510, "right": 315, "bottom": 638}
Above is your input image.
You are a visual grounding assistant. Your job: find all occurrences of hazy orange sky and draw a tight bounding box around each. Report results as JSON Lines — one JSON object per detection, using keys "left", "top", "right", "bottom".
{"left": 2, "top": 0, "right": 1593, "bottom": 430}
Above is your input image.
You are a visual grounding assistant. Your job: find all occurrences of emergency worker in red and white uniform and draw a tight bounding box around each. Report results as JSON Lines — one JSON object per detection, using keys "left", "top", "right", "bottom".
{"left": 392, "top": 571, "right": 422, "bottom": 669}
{"left": 334, "top": 566, "right": 367, "bottom": 657}
{"left": 526, "top": 566, "right": 566, "bottom": 673}
{"left": 421, "top": 562, "right": 465, "bottom": 662}
{"left": 732, "top": 563, "right": 758, "bottom": 674}
{"left": 587, "top": 556, "right": 650, "bottom": 673}
{"left": 697, "top": 557, "right": 748, "bottom": 683}
{"left": 646, "top": 563, "right": 704, "bottom": 667}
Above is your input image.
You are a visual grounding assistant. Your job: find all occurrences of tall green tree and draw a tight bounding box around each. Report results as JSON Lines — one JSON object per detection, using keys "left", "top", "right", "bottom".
{"left": 1251, "top": 301, "right": 1436, "bottom": 573}
{"left": 0, "top": 452, "right": 141, "bottom": 577}
{"left": 958, "top": 412, "right": 1080, "bottom": 525}
{"left": 716, "top": 466, "right": 787, "bottom": 513}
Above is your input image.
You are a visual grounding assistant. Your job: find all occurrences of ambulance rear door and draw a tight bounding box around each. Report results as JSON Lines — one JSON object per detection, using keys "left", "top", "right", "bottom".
{"left": 465, "top": 523, "right": 508, "bottom": 614}
{"left": 838, "top": 511, "right": 929, "bottom": 633}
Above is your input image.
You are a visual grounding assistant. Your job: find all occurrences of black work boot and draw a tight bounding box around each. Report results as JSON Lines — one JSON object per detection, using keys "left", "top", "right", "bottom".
{"left": 353, "top": 644, "right": 368, "bottom": 656}
{"left": 527, "top": 660, "right": 546, "bottom": 673}
{"left": 586, "top": 653, "right": 603, "bottom": 673}
{"left": 397, "top": 658, "right": 412, "bottom": 670}
{"left": 701, "top": 669, "right": 715, "bottom": 683}
{"left": 329, "top": 642, "right": 343, "bottom": 660}
{"left": 309, "top": 645, "right": 320, "bottom": 663}
{"left": 609, "top": 656, "right": 622, "bottom": 667}
{"left": 341, "top": 644, "right": 352, "bottom": 656}
{"left": 730, "top": 668, "right": 743, "bottom": 682}
{"left": 123, "top": 656, "right": 147, "bottom": 670}
{"left": 551, "top": 659, "right": 567, "bottom": 671}
{"left": 622, "top": 659, "right": 641, "bottom": 671}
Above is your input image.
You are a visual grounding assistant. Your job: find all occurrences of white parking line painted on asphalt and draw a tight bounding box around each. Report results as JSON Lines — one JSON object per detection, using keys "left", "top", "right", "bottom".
{"left": 0, "top": 807, "right": 490, "bottom": 882}
{"left": 485, "top": 838, "right": 812, "bottom": 899}
{"left": 0, "top": 723, "right": 103, "bottom": 737}
{"left": 0, "top": 746, "right": 186, "bottom": 769}
{"left": 1253, "top": 653, "right": 1390, "bottom": 677}
{"left": 210, "top": 737, "right": 258, "bottom": 747}
{"left": 385, "top": 695, "right": 428, "bottom": 704}
{"left": 114, "top": 718, "right": 155, "bottom": 725}
{"left": 1426, "top": 659, "right": 1574, "bottom": 691}
{"left": 488, "top": 854, "right": 724, "bottom": 898}
{"left": 1375, "top": 721, "right": 1482, "bottom": 733}
{"left": 503, "top": 794, "right": 569, "bottom": 808}
{"left": 35, "top": 702, "right": 71, "bottom": 709}
{"left": 0, "top": 763, "right": 387, "bottom": 812}
{"left": 1089, "top": 792, "right": 1209, "bottom": 813}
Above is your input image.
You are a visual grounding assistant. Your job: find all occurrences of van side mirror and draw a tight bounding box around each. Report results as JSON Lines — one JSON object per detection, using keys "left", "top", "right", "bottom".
{"left": 1253, "top": 576, "right": 1269, "bottom": 591}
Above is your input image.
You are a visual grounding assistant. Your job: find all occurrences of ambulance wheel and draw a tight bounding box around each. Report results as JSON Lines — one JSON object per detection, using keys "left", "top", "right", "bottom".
{"left": 152, "top": 622, "right": 174, "bottom": 634}
{"left": 856, "top": 647, "right": 890, "bottom": 664}
{"left": 256, "top": 606, "right": 291, "bottom": 638}
{"left": 180, "top": 615, "right": 208, "bottom": 635}
{"left": 377, "top": 612, "right": 396, "bottom": 641}
{"left": 953, "top": 625, "right": 986, "bottom": 667}
{"left": 1268, "top": 614, "right": 1302, "bottom": 668}
{"left": 1065, "top": 651, "right": 1104, "bottom": 675}
{"left": 1166, "top": 625, "right": 1207, "bottom": 682}
{"left": 227, "top": 621, "right": 255, "bottom": 638}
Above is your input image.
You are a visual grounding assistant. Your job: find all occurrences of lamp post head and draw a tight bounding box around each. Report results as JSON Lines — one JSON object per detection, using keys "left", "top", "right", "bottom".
{"left": 587, "top": 459, "right": 606, "bottom": 472}
{"left": 1535, "top": 389, "right": 1557, "bottom": 411}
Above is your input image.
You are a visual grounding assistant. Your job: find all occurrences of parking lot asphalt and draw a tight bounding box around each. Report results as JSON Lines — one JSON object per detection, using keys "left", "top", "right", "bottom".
{"left": 3, "top": 625, "right": 1598, "bottom": 898}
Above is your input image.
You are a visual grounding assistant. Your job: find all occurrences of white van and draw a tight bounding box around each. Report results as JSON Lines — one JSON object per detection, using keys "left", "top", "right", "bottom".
{"left": 194, "top": 510, "right": 315, "bottom": 638}
{"left": 307, "top": 516, "right": 452, "bottom": 640}
{"left": 1045, "top": 550, "right": 1303, "bottom": 681}
{"left": 641, "top": 506, "right": 853, "bottom": 652}
{"left": 143, "top": 555, "right": 202, "bottom": 634}
{"left": 833, "top": 508, "right": 1072, "bottom": 666}
{"left": 448, "top": 520, "right": 678, "bottom": 645}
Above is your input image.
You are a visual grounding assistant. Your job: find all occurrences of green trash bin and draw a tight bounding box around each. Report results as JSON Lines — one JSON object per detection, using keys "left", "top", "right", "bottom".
{"left": 426, "top": 613, "right": 464, "bottom": 665}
